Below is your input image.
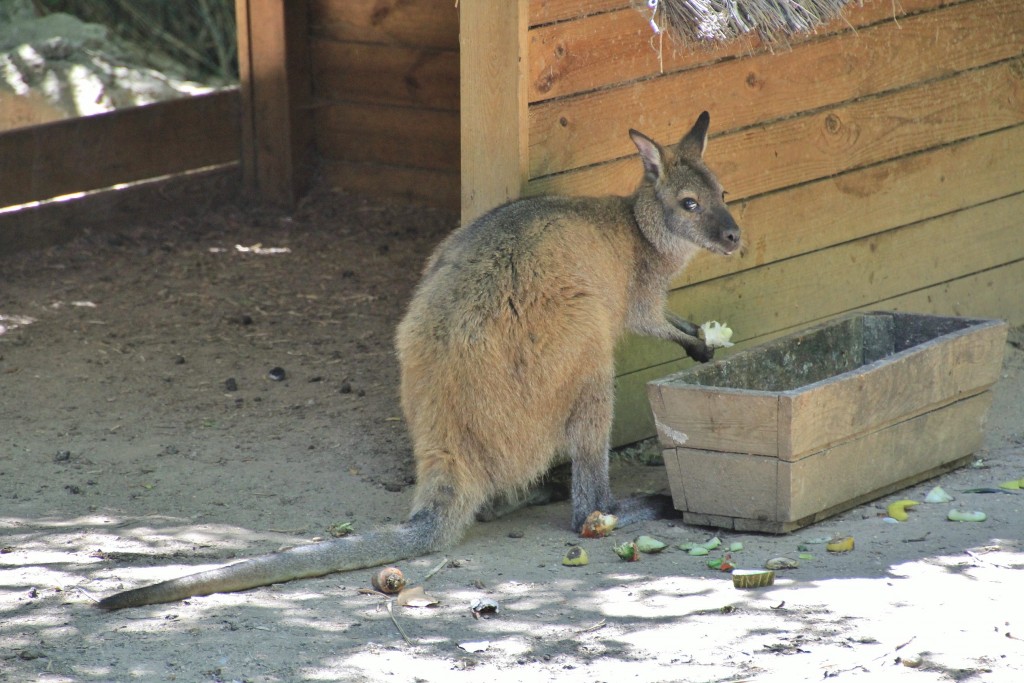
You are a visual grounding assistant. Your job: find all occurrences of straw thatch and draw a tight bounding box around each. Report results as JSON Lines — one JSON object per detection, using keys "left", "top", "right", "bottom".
{"left": 650, "top": 0, "right": 861, "bottom": 44}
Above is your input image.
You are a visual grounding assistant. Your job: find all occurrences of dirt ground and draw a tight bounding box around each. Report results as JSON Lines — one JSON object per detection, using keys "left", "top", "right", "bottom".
{"left": 2, "top": 187, "right": 1022, "bottom": 683}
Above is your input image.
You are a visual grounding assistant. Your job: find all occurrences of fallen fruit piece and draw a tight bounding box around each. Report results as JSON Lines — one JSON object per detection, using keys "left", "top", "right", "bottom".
{"left": 947, "top": 509, "right": 987, "bottom": 522}
{"left": 614, "top": 541, "right": 640, "bottom": 562}
{"left": 562, "top": 545, "right": 589, "bottom": 566}
{"left": 924, "top": 486, "right": 954, "bottom": 503}
{"left": 634, "top": 536, "right": 667, "bottom": 553}
{"left": 798, "top": 553, "right": 815, "bottom": 561}
{"left": 371, "top": 566, "right": 406, "bottom": 594}
{"left": 580, "top": 511, "right": 618, "bottom": 538}
{"left": 998, "top": 479, "right": 1022, "bottom": 490}
{"left": 732, "top": 569, "right": 775, "bottom": 589}
{"left": 729, "top": 542, "right": 744, "bottom": 552}
{"left": 962, "top": 487, "right": 1016, "bottom": 495}
{"left": 687, "top": 546, "right": 710, "bottom": 556}
{"left": 707, "top": 558, "right": 723, "bottom": 570}
{"left": 701, "top": 536, "right": 722, "bottom": 551}
{"left": 886, "top": 499, "right": 920, "bottom": 522}
{"left": 701, "top": 321, "right": 734, "bottom": 348}
{"left": 396, "top": 585, "right": 440, "bottom": 607}
{"left": 826, "top": 536, "right": 855, "bottom": 553}
{"left": 764, "top": 557, "right": 799, "bottom": 570}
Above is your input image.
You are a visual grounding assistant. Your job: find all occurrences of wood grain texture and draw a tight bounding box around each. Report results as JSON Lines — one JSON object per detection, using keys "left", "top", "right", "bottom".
{"left": 0, "top": 91, "right": 239, "bottom": 208}
{"left": 460, "top": 0, "right": 529, "bottom": 223}
{"left": 308, "top": 0, "right": 458, "bottom": 49}
{"left": 780, "top": 320, "right": 1007, "bottom": 460}
{"left": 664, "top": 447, "right": 780, "bottom": 522}
{"left": 648, "top": 382, "right": 780, "bottom": 456}
{"left": 527, "top": 0, "right": 962, "bottom": 103}
{"left": 779, "top": 393, "right": 991, "bottom": 521}
{"left": 320, "top": 159, "right": 459, "bottom": 208}
{"left": 311, "top": 39, "right": 458, "bottom": 110}
{"left": 529, "top": 0, "right": 629, "bottom": 26}
{"left": 315, "top": 102, "right": 459, "bottom": 172}
{"left": 527, "top": 0, "right": 1024, "bottom": 180}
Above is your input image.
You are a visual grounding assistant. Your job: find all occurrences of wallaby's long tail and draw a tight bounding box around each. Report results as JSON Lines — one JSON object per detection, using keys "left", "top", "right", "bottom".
{"left": 97, "top": 510, "right": 446, "bottom": 610}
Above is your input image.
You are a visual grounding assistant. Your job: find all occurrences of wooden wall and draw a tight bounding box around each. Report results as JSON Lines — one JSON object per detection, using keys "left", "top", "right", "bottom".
{"left": 307, "top": 0, "right": 460, "bottom": 208}
{"left": 461, "top": 0, "right": 1024, "bottom": 445}
{"left": 305, "top": 1, "right": 1023, "bottom": 446}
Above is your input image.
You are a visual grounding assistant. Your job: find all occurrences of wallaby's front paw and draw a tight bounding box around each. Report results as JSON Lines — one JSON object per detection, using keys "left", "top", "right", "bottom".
{"left": 687, "top": 339, "right": 715, "bottom": 363}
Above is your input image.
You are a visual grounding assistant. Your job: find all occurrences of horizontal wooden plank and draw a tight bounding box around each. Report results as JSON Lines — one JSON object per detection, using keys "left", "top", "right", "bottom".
{"left": 308, "top": 0, "right": 458, "bottom": 49}
{"left": 0, "top": 90, "right": 240, "bottom": 208}
{"left": 781, "top": 319, "right": 1006, "bottom": 459}
{"left": 315, "top": 102, "right": 459, "bottom": 172}
{"left": 528, "top": 58, "right": 1024, "bottom": 200}
{"left": 648, "top": 377, "right": 780, "bottom": 456}
{"left": 665, "top": 446, "right": 780, "bottom": 522}
{"left": 0, "top": 164, "right": 239, "bottom": 254}
{"left": 780, "top": 393, "right": 990, "bottom": 521}
{"left": 529, "top": 0, "right": 629, "bottom": 26}
{"left": 528, "top": 0, "right": 961, "bottom": 103}
{"left": 310, "top": 38, "right": 458, "bottom": 110}
{"left": 320, "top": 160, "right": 459, "bottom": 210}
{"left": 528, "top": 0, "right": 1024, "bottom": 179}
{"left": 679, "top": 125, "right": 1024, "bottom": 288}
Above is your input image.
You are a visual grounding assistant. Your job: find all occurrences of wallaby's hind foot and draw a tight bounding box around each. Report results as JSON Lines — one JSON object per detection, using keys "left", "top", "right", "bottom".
{"left": 611, "top": 494, "right": 680, "bottom": 527}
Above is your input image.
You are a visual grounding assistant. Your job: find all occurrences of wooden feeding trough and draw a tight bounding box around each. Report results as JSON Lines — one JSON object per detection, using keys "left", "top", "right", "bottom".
{"left": 647, "top": 312, "right": 1008, "bottom": 533}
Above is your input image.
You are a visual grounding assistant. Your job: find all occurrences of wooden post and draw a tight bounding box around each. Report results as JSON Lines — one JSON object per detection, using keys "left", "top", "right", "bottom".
{"left": 235, "top": 0, "right": 313, "bottom": 207}
{"left": 459, "top": 0, "right": 530, "bottom": 225}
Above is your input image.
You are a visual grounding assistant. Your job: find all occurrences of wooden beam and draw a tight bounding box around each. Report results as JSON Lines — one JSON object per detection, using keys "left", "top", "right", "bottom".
{"left": 235, "top": 0, "right": 314, "bottom": 207}
{"left": 0, "top": 91, "right": 239, "bottom": 209}
{"left": 459, "top": 0, "right": 530, "bottom": 224}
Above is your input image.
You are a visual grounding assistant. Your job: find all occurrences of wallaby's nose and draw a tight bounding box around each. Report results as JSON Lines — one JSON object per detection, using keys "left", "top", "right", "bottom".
{"left": 721, "top": 223, "right": 741, "bottom": 253}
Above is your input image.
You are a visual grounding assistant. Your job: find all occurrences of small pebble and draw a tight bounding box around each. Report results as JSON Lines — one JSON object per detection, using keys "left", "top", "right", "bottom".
{"left": 54, "top": 450, "right": 71, "bottom": 462}
{"left": 508, "top": 530, "right": 524, "bottom": 539}
{"left": 268, "top": 367, "right": 286, "bottom": 381}
{"left": 225, "top": 378, "right": 238, "bottom": 392}
{"left": 339, "top": 381, "right": 352, "bottom": 394}
{"left": 173, "top": 355, "right": 186, "bottom": 365}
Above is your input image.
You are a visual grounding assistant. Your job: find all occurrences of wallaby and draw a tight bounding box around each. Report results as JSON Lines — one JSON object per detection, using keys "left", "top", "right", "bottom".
{"left": 97, "top": 111, "right": 740, "bottom": 610}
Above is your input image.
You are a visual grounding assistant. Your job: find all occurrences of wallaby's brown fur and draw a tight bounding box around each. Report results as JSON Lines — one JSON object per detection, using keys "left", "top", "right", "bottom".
{"left": 97, "top": 112, "right": 740, "bottom": 610}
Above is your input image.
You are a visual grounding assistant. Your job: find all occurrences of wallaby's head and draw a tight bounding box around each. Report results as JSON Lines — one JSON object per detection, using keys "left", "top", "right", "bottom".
{"left": 629, "top": 112, "right": 741, "bottom": 256}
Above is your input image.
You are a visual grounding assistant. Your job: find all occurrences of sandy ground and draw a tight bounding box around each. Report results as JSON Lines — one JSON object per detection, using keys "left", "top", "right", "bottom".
{"left": 1, "top": 187, "right": 1022, "bottom": 683}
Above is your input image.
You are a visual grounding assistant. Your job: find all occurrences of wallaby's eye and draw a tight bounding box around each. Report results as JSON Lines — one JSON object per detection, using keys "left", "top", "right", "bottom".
{"left": 681, "top": 198, "right": 700, "bottom": 212}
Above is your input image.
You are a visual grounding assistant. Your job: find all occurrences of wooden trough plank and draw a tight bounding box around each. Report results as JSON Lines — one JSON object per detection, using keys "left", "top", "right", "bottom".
{"left": 310, "top": 39, "right": 458, "bottom": 111}
{"left": 647, "top": 381, "right": 780, "bottom": 456}
{"left": 611, "top": 258, "right": 1024, "bottom": 446}
{"left": 308, "top": 0, "right": 458, "bottom": 49}
{"left": 527, "top": 0, "right": 961, "bottom": 103}
{"left": 0, "top": 91, "right": 239, "bottom": 209}
{"left": 320, "top": 160, "right": 459, "bottom": 209}
{"left": 527, "top": 58, "right": 1024, "bottom": 200}
{"left": 665, "top": 447, "right": 780, "bottom": 523}
{"left": 315, "top": 102, "right": 459, "bottom": 172}
{"left": 779, "top": 392, "right": 992, "bottom": 521}
{"left": 779, "top": 320, "right": 1007, "bottom": 460}
{"left": 527, "top": 0, "right": 1024, "bottom": 179}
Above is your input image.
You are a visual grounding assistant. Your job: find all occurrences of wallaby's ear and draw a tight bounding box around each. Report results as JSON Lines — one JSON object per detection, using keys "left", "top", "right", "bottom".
{"left": 677, "top": 111, "right": 710, "bottom": 160}
{"left": 629, "top": 129, "right": 666, "bottom": 183}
